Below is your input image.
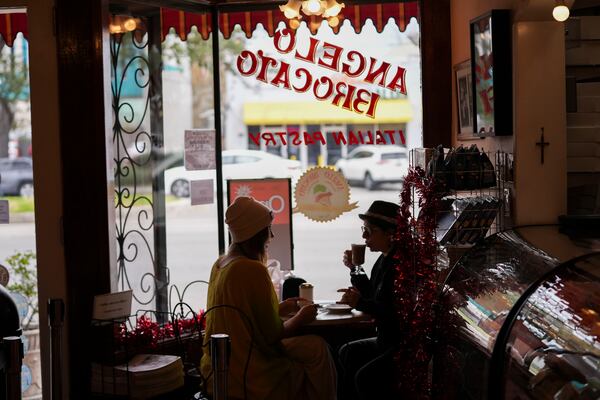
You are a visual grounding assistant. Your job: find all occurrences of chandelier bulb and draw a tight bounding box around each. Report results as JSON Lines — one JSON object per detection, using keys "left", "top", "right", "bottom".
{"left": 282, "top": 0, "right": 344, "bottom": 21}
{"left": 324, "top": 0, "right": 344, "bottom": 18}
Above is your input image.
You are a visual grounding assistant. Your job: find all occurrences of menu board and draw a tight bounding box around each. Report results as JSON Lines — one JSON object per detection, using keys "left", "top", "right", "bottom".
{"left": 227, "top": 178, "right": 294, "bottom": 270}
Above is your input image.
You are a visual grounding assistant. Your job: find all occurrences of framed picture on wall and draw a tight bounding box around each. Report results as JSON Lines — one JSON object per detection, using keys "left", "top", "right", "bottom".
{"left": 470, "top": 10, "right": 513, "bottom": 136}
{"left": 455, "top": 60, "right": 474, "bottom": 138}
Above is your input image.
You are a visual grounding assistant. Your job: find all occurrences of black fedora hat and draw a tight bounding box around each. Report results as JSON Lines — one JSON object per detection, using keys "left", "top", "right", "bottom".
{"left": 358, "top": 200, "right": 399, "bottom": 228}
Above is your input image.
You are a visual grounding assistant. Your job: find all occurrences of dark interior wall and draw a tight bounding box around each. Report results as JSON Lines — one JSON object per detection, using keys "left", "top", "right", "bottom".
{"left": 420, "top": 0, "right": 452, "bottom": 148}
{"left": 55, "top": 0, "right": 113, "bottom": 396}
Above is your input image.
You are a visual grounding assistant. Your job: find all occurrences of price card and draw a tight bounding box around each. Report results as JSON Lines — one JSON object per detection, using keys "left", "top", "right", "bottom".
{"left": 92, "top": 290, "right": 133, "bottom": 321}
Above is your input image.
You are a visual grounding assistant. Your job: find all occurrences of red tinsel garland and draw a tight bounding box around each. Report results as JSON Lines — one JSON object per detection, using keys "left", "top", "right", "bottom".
{"left": 115, "top": 311, "right": 206, "bottom": 350}
{"left": 393, "top": 166, "right": 443, "bottom": 399}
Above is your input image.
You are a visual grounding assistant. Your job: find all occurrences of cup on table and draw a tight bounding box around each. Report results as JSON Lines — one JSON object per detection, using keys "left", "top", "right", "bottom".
{"left": 298, "top": 283, "right": 314, "bottom": 307}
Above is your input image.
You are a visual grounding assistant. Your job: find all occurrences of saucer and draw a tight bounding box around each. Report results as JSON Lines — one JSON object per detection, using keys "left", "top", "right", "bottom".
{"left": 324, "top": 304, "right": 353, "bottom": 314}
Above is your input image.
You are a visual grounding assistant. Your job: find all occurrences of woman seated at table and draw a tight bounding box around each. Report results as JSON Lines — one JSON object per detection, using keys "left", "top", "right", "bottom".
{"left": 337, "top": 200, "right": 401, "bottom": 400}
{"left": 200, "top": 196, "right": 337, "bottom": 400}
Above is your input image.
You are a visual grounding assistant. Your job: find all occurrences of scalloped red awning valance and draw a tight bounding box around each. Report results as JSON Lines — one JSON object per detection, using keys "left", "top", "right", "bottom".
{"left": 0, "top": 3, "right": 418, "bottom": 47}
{"left": 0, "top": 12, "right": 27, "bottom": 47}
{"left": 161, "top": 2, "right": 419, "bottom": 41}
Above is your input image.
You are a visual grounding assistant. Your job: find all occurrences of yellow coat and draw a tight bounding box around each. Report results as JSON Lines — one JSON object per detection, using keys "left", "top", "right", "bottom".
{"left": 200, "top": 257, "right": 295, "bottom": 400}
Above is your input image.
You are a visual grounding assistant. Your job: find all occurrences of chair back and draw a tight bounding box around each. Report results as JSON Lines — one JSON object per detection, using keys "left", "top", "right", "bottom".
{"left": 282, "top": 275, "right": 306, "bottom": 300}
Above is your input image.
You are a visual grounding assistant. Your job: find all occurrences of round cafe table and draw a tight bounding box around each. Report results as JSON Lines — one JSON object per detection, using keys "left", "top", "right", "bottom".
{"left": 288, "top": 301, "right": 376, "bottom": 350}
{"left": 310, "top": 305, "right": 372, "bottom": 326}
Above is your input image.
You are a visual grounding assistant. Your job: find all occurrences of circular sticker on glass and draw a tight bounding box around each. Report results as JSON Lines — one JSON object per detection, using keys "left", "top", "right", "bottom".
{"left": 0, "top": 263, "right": 9, "bottom": 287}
{"left": 22, "top": 364, "right": 32, "bottom": 392}
{"left": 293, "top": 167, "right": 358, "bottom": 222}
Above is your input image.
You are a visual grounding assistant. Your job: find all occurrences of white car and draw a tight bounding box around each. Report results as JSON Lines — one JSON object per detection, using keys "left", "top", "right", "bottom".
{"left": 164, "top": 149, "right": 302, "bottom": 197}
{"left": 334, "top": 145, "right": 408, "bottom": 190}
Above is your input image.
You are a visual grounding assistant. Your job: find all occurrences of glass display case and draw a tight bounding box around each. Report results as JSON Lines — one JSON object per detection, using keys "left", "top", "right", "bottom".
{"left": 433, "top": 225, "right": 600, "bottom": 400}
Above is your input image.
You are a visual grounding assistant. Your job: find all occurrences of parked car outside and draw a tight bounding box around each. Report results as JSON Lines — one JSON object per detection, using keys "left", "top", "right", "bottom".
{"left": 164, "top": 149, "right": 302, "bottom": 198}
{"left": 0, "top": 157, "right": 34, "bottom": 197}
{"left": 334, "top": 145, "right": 408, "bottom": 190}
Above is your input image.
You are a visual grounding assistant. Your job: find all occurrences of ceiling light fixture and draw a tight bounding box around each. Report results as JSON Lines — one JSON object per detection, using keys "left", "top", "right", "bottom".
{"left": 323, "top": 0, "right": 344, "bottom": 17}
{"left": 552, "top": 1, "right": 570, "bottom": 22}
{"left": 109, "top": 15, "right": 143, "bottom": 34}
{"left": 279, "top": 0, "right": 345, "bottom": 29}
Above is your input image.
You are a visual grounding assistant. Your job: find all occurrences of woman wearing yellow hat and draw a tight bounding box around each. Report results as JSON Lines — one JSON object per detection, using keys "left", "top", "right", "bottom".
{"left": 200, "top": 196, "right": 337, "bottom": 399}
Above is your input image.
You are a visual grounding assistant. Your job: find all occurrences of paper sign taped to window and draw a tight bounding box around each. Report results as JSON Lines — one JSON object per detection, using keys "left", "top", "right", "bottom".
{"left": 93, "top": 290, "right": 133, "bottom": 321}
{"left": 191, "top": 179, "right": 214, "bottom": 206}
{"left": 184, "top": 129, "right": 215, "bottom": 171}
{"left": 0, "top": 200, "right": 9, "bottom": 224}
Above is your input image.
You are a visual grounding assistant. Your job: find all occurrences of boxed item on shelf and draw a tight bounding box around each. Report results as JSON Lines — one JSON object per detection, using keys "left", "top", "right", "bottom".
{"left": 436, "top": 196, "right": 500, "bottom": 245}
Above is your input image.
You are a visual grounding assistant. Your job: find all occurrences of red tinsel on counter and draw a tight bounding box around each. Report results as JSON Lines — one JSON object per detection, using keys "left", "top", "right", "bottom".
{"left": 115, "top": 311, "right": 205, "bottom": 350}
{"left": 393, "top": 166, "right": 443, "bottom": 399}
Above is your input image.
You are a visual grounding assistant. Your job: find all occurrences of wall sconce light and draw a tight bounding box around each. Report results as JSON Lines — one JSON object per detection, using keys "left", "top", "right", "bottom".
{"left": 279, "top": 0, "right": 345, "bottom": 29}
{"left": 552, "top": 1, "right": 570, "bottom": 22}
{"left": 109, "top": 15, "right": 143, "bottom": 34}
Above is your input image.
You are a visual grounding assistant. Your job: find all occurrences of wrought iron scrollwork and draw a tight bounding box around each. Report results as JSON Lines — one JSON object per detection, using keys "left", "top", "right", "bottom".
{"left": 111, "top": 29, "right": 168, "bottom": 306}
{"left": 169, "top": 280, "right": 210, "bottom": 316}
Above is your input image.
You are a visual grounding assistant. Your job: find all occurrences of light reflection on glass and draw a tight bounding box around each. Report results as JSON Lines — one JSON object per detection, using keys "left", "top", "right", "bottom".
{"left": 504, "top": 255, "right": 600, "bottom": 399}
{"left": 433, "top": 228, "right": 580, "bottom": 399}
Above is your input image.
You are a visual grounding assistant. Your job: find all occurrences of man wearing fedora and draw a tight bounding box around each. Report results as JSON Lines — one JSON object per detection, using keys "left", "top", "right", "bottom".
{"left": 337, "top": 200, "right": 401, "bottom": 400}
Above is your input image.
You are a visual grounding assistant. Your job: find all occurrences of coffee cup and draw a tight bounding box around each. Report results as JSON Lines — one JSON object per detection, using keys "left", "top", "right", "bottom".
{"left": 351, "top": 244, "right": 366, "bottom": 266}
{"left": 298, "top": 283, "right": 314, "bottom": 307}
{"left": 344, "top": 249, "right": 353, "bottom": 266}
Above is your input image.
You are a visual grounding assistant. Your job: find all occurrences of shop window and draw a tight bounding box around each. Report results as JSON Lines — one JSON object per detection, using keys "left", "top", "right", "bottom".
{"left": 263, "top": 125, "right": 285, "bottom": 157}
{"left": 324, "top": 125, "right": 345, "bottom": 166}
{"left": 247, "top": 125, "right": 260, "bottom": 149}
{"left": 107, "top": 2, "right": 422, "bottom": 310}
{"left": 199, "top": 8, "right": 421, "bottom": 300}
{"left": 0, "top": 19, "right": 43, "bottom": 397}
{"left": 379, "top": 123, "right": 407, "bottom": 147}
{"left": 287, "top": 125, "right": 301, "bottom": 161}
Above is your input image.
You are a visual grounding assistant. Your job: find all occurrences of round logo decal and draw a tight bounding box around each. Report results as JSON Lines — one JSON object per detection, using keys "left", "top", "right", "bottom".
{"left": 293, "top": 167, "right": 357, "bottom": 222}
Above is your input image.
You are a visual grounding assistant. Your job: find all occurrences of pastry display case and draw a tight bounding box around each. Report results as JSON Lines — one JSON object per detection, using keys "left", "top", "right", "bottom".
{"left": 433, "top": 225, "right": 600, "bottom": 400}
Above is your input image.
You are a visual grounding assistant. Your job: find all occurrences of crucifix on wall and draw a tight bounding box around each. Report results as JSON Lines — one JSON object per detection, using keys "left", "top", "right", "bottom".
{"left": 535, "top": 127, "right": 550, "bottom": 164}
